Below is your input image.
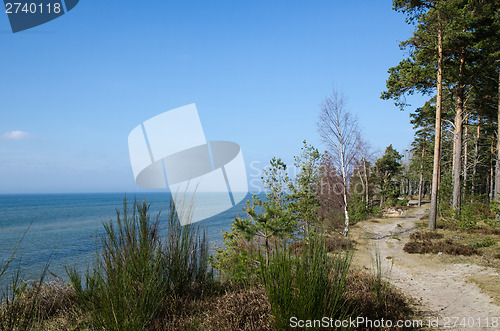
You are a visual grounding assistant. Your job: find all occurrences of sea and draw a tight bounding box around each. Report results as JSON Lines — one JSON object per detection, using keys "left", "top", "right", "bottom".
{"left": 0, "top": 192, "right": 254, "bottom": 290}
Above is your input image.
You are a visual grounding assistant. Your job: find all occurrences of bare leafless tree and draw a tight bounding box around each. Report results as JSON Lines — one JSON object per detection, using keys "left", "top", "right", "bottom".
{"left": 318, "top": 90, "right": 360, "bottom": 235}
{"left": 317, "top": 151, "right": 345, "bottom": 231}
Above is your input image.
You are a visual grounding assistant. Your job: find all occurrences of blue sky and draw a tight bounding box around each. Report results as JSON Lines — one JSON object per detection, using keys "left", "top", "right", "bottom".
{"left": 0, "top": 1, "right": 426, "bottom": 194}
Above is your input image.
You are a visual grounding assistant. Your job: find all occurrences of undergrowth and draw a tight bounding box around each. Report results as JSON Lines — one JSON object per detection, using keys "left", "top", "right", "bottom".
{"left": 1, "top": 198, "right": 417, "bottom": 330}
{"left": 261, "top": 236, "right": 351, "bottom": 330}
{"left": 67, "top": 197, "right": 213, "bottom": 330}
{"left": 404, "top": 231, "right": 480, "bottom": 256}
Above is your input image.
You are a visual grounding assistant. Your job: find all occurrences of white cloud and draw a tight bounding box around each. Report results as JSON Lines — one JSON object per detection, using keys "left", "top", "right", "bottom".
{"left": 0, "top": 130, "right": 36, "bottom": 141}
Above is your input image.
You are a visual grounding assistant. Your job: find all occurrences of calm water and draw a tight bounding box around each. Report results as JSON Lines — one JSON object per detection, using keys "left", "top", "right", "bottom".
{"left": 0, "top": 192, "right": 252, "bottom": 288}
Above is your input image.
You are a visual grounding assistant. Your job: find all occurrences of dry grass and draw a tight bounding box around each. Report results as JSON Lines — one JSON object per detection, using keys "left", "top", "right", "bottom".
{"left": 0, "top": 281, "right": 87, "bottom": 330}
{"left": 199, "top": 286, "right": 271, "bottom": 331}
{"left": 419, "top": 214, "right": 429, "bottom": 221}
{"left": 5, "top": 282, "right": 271, "bottom": 330}
{"left": 27, "top": 282, "right": 76, "bottom": 317}
{"left": 409, "top": 231, "right": 443, "bottom": 241}
{"left": 1, "top": 268, "right": 417, "bottom": 330}
{"left": 403, "top": 238, "right": 480, "bottom": 256}
{"left": 466, "top": 227, "right": 500, "bottom": 235}
{"left": 343, "top": 268, "right": 417, "bottom": 330}
{"left": 469, "top": 274, "right": 500, "bottom": 308}
{"left": 325, "top": 234, "right": 356, "bottom": 252}
{"left": 144, "top": 282, "right": 271, "bottom": 330}
{"left": 403, "top": 227, "right": 500, "bottom": 258}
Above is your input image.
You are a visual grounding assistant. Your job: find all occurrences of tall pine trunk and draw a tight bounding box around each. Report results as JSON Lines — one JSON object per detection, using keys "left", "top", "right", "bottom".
{"left": 463, "top": 117, "right": 468, "bottom": 194}
{"left": 471, "top": 117, "right": 481, "bottom": 199}
{"left": 429, "top": 16, "right": 443, "bottom": 230}
{"left": 418, "top": 141, "right": 426, "bottom": 207}
{"left": 452, "top": 94, "right": 464, "bottom": 212}
{"left": 495, "top": 70, "right": 500, "bottom": 206}
{"left": 491, "top": 140, "right": 495, "bottom": 201}
{"left": 452, "top": 51, "right": 465, "bottom": 215}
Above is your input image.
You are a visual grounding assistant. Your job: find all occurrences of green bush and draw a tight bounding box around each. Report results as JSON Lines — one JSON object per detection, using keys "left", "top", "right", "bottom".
{"left": 67, "top": 198, "right": 168, "bottom": 330}
{"left": 490, "top": 200, "right": 500, "bottom": 216}
{"left": 453, "top": 201, "right": 492, "bottom": 230}
{"left": 487, "top": 201, "right": 500, "bottom": 229}
{"left": 437, "top": 174, "right": 453, "bottom": 217}
{"left": 471, "top": 238, "right": 496, "bottom": 249}
{"left": 260, "top": 236, "right": 352, "bottom": 330}
{"left": 210, "top": 226, "right": 260, "bottom": 284}
{"left": 456, "top": 208, "right": 478, "bottom": 230}
{"left": 348, "top": 193, "right": 383, "bottom": 223}
{"left": 396, "top": 196, "right": 409, "bottom": 207}
{"left": 484, "top": 218, "right": 500, "bottom": 230}
{"left": 68, "top": 197, "right": 212, "bottom": 330}
{"left": 348, "top": 194, "right": 369, "bottom": 222}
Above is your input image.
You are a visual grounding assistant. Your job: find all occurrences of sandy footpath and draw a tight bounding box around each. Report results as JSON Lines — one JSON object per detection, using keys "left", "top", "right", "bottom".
{"left": 352, "top": 203, "right": 500, "bottom": 330}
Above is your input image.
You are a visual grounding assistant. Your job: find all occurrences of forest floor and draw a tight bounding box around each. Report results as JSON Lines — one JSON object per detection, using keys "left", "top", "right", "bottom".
{"left": 350, "top": 202, "right": 500, "bottom": 330}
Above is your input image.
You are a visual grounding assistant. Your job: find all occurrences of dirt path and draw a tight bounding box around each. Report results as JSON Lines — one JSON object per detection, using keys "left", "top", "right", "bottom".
{"left": 351, "top": 203, "right": 500, "bottom": 330}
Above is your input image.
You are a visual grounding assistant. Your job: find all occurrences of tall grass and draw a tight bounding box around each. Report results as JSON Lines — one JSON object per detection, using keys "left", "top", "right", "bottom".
{"left": 0, "top": 266, "right": 50, "bottom": 331}
{"left": 164, "top": 201, "right": 212, "bottom": 296}
{"left": 260, "top": 236, "right": 352, "bottom": 330}
{"left": 67, "top": 198, "right": 166, "bottom": 329}
{"left": 0, "top": 218, "right": 35, "bottom": 292}
{"left": 372, "top": 248, "right": 389, "bottom": 306}
{"left": 68, "top": 197, "right": 212, "bottom": 330}
{"left": 0, "top": 218, "right": 52, "bottom": 331}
